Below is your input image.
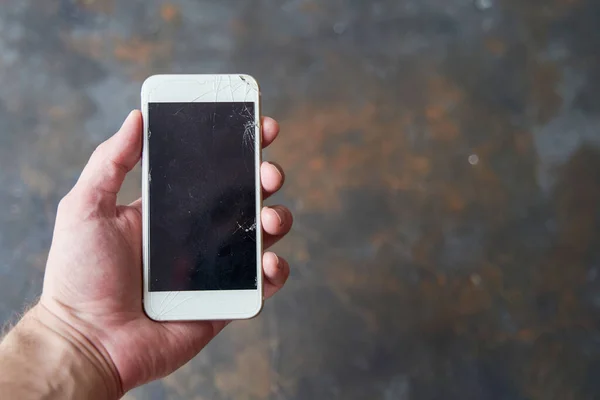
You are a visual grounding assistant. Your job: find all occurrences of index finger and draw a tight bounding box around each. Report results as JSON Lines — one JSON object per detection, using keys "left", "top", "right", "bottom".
{"left": 261, "top": 117, "right": 279, "bottom": 148}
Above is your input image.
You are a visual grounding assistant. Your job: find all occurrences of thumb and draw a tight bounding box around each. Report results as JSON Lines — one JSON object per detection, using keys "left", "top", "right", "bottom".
{"left": 74, "top": 110, "right": 142, "bottom": 209}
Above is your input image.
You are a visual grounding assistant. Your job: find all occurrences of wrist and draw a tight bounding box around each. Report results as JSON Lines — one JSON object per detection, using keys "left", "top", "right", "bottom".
{"left": 0, "top": 304, "right": 123, "bottom": 400}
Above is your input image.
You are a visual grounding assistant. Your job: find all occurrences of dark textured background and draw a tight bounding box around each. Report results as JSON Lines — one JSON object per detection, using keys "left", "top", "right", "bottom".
{"left": 1, "top": 0, "right": 600, "bottom": 399}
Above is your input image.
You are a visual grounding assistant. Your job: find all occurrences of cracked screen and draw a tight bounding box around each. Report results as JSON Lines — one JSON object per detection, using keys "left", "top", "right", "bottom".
{"left": 148, "top": 102, "right": 258, "bottom": 292}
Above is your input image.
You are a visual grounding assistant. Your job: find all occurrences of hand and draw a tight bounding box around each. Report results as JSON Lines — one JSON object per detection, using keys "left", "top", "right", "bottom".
{"left": 36, "top": 111, "right": 293, "bottom": 395}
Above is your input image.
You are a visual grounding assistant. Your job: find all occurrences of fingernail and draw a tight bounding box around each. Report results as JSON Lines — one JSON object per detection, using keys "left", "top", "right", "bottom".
{"left": 270, "top": 207, "right": 284, "bottom": 227}
{"left": 272, "top": 253, "right": 281, "bottom": 269}
{"left": 119, "top": 110, "right": 137, "bottom": 130}
{"left": 267, "top": 162, "right": 283, "bottom": 178}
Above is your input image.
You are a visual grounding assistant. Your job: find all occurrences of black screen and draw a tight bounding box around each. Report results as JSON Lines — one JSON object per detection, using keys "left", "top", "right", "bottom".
{"left": 148, "top": 102, "right": 258, "bottom": 292}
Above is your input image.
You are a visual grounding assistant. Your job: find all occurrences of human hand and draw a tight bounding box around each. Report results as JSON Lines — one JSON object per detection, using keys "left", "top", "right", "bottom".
{"left": 35, "top": 111, "right": 292, "bottom": 395}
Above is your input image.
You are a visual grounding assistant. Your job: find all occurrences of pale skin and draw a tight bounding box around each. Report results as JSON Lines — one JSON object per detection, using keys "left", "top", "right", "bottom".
{"left": 0, "top": 111, "right": 293, "bottom": 399}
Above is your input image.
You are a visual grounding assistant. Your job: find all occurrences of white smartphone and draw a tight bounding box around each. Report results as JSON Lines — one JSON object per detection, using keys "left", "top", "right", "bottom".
{"left": 141, "top": 74, "right": 263, "bottom": 321}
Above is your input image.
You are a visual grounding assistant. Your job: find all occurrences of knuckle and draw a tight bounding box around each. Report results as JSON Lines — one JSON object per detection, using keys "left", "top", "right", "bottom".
{"left": 94, "top": 140, "right": 109, "bottom": 156}
{"left": 106, "top": 157, "right": 128, "bottom": 177}
{"left": 56, "top": 194, "right": 72, "bottom": 214}
{"left": 57, "top": 189, "right": 102, "bottom": 220}
{"left": 88, "top": 142, "right": 108, "bottom": 166}
{"left": 91, "top": 142, "right": 127, "bottom": 184}
{"left": 79, "top": 190, "right": 102, "bottom": 208}
{"left": 121, "top": 206, "right": 142, "bottom": 234}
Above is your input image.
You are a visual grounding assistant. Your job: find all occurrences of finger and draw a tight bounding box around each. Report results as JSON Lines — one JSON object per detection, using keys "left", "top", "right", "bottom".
{"left": 261, "top": 117, "right": 279, "bottom": 148}
{"left": 74, "top": 110, "right": 143, "bottom": 207}
{"left": 129, "top": 197, "right": 142, "bottom": 215}
{"left": 162, "top": 319, "right": 229, "bottom": 346}
{"left": 116, "top": 197, "right": 142, "bottom": 225}
{"left": 261, "top": 206, "right": 292, "bottom": 236}
{"left": 263, "top": 252, "right": 290, "bottom": 299}
{"left": 261, "top": 205, "right": 293, "bottom": 249}
{"left": 153, "top": 318, "right": 229, "bottom": 378}
{"left": 261, "top": 161, "right": 285, "bottom": 199}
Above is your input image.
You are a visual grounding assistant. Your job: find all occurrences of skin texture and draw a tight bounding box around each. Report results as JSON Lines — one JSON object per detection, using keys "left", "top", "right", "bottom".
{"left": 0, "top": 111, "right": 292, "bottom": 398}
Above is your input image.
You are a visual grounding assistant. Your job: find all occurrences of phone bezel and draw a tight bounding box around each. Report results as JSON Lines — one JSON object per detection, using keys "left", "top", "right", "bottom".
{"left": 141, "top": 74, "right": 263, "bottom": 321}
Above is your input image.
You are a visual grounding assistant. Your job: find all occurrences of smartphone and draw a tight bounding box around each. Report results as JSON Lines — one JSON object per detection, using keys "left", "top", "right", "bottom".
{"left": 141, "top": 74, "right": 263, "bottom": 321}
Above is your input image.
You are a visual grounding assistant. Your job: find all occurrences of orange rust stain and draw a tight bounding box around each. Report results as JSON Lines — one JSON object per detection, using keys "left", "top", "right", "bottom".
{"left": 214, "top": 346, "right": 272, "bottom": 399}
{"left": 272, "top": 67, "right": 477, "bottom": 213}
{"left": 160, "top": 3, "right": 180, "bottom": 23}
{"left": 295, "top": 248, "right": 310, "bottom": 262}
{"left": 425, "top": 105, "right": 445, "bottom": 120}
{"left": 266, "top": 53, "right": 592, "bottom": 392}
{"left": 63, "top": 33, "right": 106, "bottom": 61}
{"left": 429, "top": 120, "right": 460, "bottom": 141}
{"left": 386, "top": 175, "right": 412, "bottom": 191}
{"left": 308, "top": 157, "right": 325, "bottom": 172}
{"left": 426, "top": 74, "right": 464, "bottom": 105}
{"left": 423, "top": 74, "right": 464, "bottom": 141}
{"left": 516, "top": 329, "right": 537, "bottom": 342}
{"left": 380, "top": 138, "right": 397, "bottom": 159}
{"left": 479, "top": 264, "right": 503, "bottom": 287}
{"left": 436, "top": 274, "right": 447, "bottom": 286}
{"left": 444, "top": 187, "right": 466, "bottom": 212}
{"left": 331, "top": 145, "right": 366, "bottom": 175}
{"left": 162, "top": 365, "right": 208, "bottom": 398}
{"left": 325, "top": 262, "right": 405, "bottom": 295}
{"left": 484, "top": 37, "right": 508, "bottom": 56}
{"left": 334, "top": 269, "right": 360, "bottom": 288}
{"left": 113, "top": 37, "right": 171, "bottom": 64}
{"left": 272, "top": 103, "right": 432, "bottom": 212}
{"left": 273, "top": 104, "right": 409, "bottom": 212}
{"left": 45, "top": 106, "right": 70, "bottom": 120}
{"left": 407, "top": 155, "right": 431, "bottom": 176}
{"left": 320, "top": 266, "right": 384, "bottom": 333}
{"left": 211, "top": 322, "right": 274, "bottom": 399}
{"left": 369, "top": 232, "right": 387, "bottom": 249}
{"left": 453, "top": 280, "right": 492, "bottom": 316}
{"left": 299, "top": 0, "right": 321, "bottom": 13}
{"left": 67, "top": 32, "right": 173, "bottom": 79}
{"left": 302, "top": 190, "right": 338, "bottom": 211}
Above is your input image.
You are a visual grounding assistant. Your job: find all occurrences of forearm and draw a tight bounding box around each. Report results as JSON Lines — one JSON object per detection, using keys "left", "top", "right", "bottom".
{"left": 0, "top": 305, "right": 121, "bottom": 400}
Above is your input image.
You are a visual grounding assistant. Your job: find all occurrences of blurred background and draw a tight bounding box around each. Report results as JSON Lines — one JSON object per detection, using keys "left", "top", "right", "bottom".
{"left": 1, "top": 0, "right": 600, "bottom": 399}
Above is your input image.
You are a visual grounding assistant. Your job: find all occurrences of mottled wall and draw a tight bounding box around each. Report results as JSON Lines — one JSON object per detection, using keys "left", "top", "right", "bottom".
{"left": 1, "top": 0, "right": 600, "bottom": 399}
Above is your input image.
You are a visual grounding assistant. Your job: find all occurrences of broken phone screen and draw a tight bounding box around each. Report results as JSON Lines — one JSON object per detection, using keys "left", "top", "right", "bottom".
{"left": 148, "top": 102, "right": 258, "bottom": 292}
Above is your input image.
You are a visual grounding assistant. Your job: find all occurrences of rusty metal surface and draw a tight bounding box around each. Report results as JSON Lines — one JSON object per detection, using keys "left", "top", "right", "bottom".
{"left": 1, "top": 0, "right": 600, "bottom": 398}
